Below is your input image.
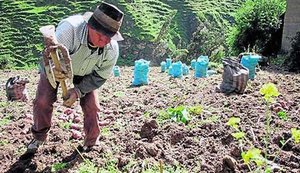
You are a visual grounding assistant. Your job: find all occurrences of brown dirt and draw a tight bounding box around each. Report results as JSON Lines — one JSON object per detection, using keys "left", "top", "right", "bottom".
{"left": 0, "top": 66, "right": 299, "bottom": 173}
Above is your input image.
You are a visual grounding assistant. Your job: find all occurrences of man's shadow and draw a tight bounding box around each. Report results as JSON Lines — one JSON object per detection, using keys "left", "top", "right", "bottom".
{"left": 5, "top": 151, "right": 37, "bottom": 173}
{"left": 5, "top": 147, "right": 83, "bottom": 173}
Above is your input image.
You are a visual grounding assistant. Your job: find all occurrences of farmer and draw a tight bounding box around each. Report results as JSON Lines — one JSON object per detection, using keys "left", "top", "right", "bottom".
{"left": 27, "top": 2, "right": 124, "bottom": 152}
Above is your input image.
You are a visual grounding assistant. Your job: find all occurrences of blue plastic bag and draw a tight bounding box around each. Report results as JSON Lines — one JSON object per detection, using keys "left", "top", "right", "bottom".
{"left": 113, "top": 66, "right": 120, "bottom": 77}
{"left": 195, "top": 55, "right": 209, "bottom": 78}
{"left": 182, "top": 64, "right": 189, "bottom": 75}
{"left": 241, "top": 54, "right": 261, "bottom": 79}
{"left": 170, "top": 61, "right": 183, "bottom": 78}
{"left": 191, "top": 59, "right": 196, "bottom": 70}
{"left": 161, "top": 61, "right": 166, "bottom": 72}
{"left": 166, "top": 58, "right": 172, "bottom": 69}
{"left": 132, "top": 59, "right": 150, "bottom": 86}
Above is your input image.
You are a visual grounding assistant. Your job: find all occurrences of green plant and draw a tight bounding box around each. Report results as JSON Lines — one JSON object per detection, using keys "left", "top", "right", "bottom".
{"left": 277, "top": 111, "right": 287, "bottom": 120}
{"left": 142, "top": 160, "right": 189, "bottom": 173}
{"left": 291, "top": 128, "right": 300, "bottom": 143}
{"left": 241, "top": 148, "right": 265, "bottom": 167}
{"left": 227, "top": 117, "right": 241, "bottom": 130}
{"left": 113, "top": 91, "right": 125, "bottom": 97}
{"left": 227, "top": 0, "right": 286, "bottom": 56}
{"left": 167, "top": 106, "right": 190, "bottom": 124}
{"left": 188, "top": 115, "right": 220, "bottom": 129}
{"left": 51, "top": 162, "right": 67, "bottom": 172}
{"left": 0, "top": 115, "right": 12, "bottom": 127}
{"left": 77, "top": 160, "right": 97, "bottom": 173}
{"left": 58, "top": 120, "right": 72, "bottom": 129}
{"left": 101, "top": 127, "right": 111, "bottom": 137}
{"left": 259, "top": 83, "right": 280, "bottom": 103}
{"left": 73, "top": 145, "right": 98, "bottom": 173}
{"left": 0, "top": 140, "right": 9, "bottom": 146}
{"left": 188, "top": 105, "right": 203, "bottom": 115}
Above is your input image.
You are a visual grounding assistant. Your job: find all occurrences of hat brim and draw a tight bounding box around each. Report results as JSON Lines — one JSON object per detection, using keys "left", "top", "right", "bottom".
{"left": 83, "top": 12, "right": 124, "bottom": 41}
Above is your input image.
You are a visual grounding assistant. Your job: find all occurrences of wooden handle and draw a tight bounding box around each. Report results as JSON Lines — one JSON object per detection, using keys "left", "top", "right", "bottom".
{"left": 50, "top": 51, "right": 68, "bottom": 98}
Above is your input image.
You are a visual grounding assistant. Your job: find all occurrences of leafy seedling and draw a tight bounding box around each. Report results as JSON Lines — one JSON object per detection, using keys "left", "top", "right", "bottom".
{"left": 58, "top": 120, "right": 72, "bottom": 129}
{"left": 188, "top": 105, "right": 203, "bottom": 115}
{"left": 0, "top": 115, "right": 12, "bottom": 127}
{"left": 242, "top": 148, "right": 265, "bottom": 167}
{"left": 259, "top": 83, "right": 280, "bottom": 103}
{"left": 0, "top": 140, "right": 9, "bottom": 146}
{"left": 291, "top": 128, "right": 300, "bottom": 143}
{"left": 277, "top": 111, "right": 287, "bottom": 120}
{"left": 227, "top": 117, "right": 240, "bottom": 130}
{"left": 232, "top": 132, "right": 245, "bottom": 140}
{"left": 167, "top": 106, "right": 190, "bottom": 124}
{"left": 51, "top": 162, "right": 67, "bottom": 172}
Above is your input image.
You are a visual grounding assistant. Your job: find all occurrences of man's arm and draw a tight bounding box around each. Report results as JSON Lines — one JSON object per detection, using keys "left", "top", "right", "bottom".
{"left": 74, "top": 71, "right": 107, "bottom": 98}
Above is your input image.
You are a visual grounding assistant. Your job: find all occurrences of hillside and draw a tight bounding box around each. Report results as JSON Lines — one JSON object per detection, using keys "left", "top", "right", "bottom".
{"left": 0, "top": 0, "right": 244, "bottom": 68}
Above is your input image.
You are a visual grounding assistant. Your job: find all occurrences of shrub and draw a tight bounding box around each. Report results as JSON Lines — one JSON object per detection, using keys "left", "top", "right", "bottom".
{"left": 227, "top": 0, "right": 286, "bottom": 56}
{"left": 285, "top": 32, "right": 300, "bottom": 71}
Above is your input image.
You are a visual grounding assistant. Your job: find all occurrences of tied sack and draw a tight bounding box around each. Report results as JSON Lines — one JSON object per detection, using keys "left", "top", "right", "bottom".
{"left": 220, "top": 58, "right": 249, "bottom": 94}
{"left": 5, "top": 76, "right": 29, "bottom": 101}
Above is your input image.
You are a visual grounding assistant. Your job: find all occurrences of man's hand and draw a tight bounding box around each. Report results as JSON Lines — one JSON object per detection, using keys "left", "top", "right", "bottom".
{"left": 63, "top": 88, "right": 79, "bottom": 107}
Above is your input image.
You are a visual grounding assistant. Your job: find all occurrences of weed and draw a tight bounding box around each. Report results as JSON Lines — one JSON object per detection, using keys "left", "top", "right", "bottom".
{"left": 0, "top": 101, "right": 9, "bottom": 107}
{"left": 0, "top": 115, "right": 12, "bottom": 127}
{"left": 0, "top": 139, "right": 9, "bottom": 146}
{"left": 58, "top": 120, "right": 72, "bottom": 129}
{"left": 142, "top": 160, "right": 189, "bottom": 173}
{"left": 291, "top": 128, "right": 300, "bottom": 143}
{"left": 241, "top": 148, "right": 265, "bottom": 167}
{"left": 101, "top": 127, "right": 111, "bottom": 137}
{"left": 277, "top": 111, "right": 287, "bottom": 120}
{"left": 77, "top": 160, "right": 97, "bottom": 173}
{"left": 228, "top": 83, "right": 297, "bottom": 172}
{"left": 167, "top": 106, "right": 190, "bottom": 124}
{"left": 51, "top": 162, "right": 67, "bottom": 172}
{"left": 143, "top": 112, "right": 151, "bottom": 119}
{"left": 113, "top": 91, "right": 125, "bottom": 97}
{"left": 188, "top": 105, "right": 203, "bottom": 115}
{"left": 188, "top": 115, "right": 220, "bottom": 129}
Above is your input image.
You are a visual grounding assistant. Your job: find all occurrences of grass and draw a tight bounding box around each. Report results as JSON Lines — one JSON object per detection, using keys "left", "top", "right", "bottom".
{"left": 0, "top": 0, "right": 245, "bottom": 69}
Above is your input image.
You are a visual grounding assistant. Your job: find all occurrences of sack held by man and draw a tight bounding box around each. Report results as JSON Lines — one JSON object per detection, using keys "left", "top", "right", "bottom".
{"left": 220, "top": 58, "right": 249, "bottom": 94}
{"left": 6, "top": 76, "right": 29, "bottom": 101}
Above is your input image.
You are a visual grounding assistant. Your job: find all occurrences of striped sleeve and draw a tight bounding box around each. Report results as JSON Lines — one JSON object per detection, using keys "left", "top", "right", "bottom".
{"left": 55, "top": 21, "right": 75, "bottom": 54}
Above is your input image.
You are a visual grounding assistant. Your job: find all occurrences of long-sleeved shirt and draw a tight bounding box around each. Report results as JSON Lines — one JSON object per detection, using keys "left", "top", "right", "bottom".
{"left": 42, "top": 14, "right": 119, "bottom": 97}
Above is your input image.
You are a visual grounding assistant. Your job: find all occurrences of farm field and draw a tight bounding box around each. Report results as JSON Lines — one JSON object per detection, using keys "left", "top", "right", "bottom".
{"left": 0, "top": 66, "right": 299, "bottom": 172}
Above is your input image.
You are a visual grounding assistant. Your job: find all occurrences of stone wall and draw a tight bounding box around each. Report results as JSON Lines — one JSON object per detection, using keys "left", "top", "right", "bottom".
{"left": 281, "top": 0, "right": 300, "bottom": 52}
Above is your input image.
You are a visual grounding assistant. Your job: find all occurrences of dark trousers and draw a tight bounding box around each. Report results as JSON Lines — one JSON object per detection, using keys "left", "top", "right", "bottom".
{"left": 31, "top": 73, "right": 100, "bottom": 147}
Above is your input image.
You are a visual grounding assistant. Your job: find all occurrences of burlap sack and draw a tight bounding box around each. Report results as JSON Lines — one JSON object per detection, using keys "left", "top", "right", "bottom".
{"left": 220, "top": 58, "right": 249, "bottom": 94}
{"left": 5, "top": 76, "right": 29, "bottom": 101}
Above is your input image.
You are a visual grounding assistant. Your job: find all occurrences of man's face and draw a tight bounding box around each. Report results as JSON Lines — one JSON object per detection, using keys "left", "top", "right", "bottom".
{"left": 87, "top": 25, "right": 111, "bottom": 48}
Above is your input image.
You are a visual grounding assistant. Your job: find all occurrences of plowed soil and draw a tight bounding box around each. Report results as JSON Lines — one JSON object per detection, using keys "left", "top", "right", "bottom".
{"left": 0, "top": 66, "right": 299, "bottom": 173}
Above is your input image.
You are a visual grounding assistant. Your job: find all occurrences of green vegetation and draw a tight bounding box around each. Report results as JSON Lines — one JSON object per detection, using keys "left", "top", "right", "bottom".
{"left": 157, "top": 105, "right": 203, "bottom": 124}
{"left": 227, "top": 0, "right": 286, "bottom": 56}
{"left": 226, "top": 83, "right": 300, "bottom": 172}
{"left": 51, "top": 162, "right": 67, "bottom": 172}
{"left": 0, "top": 0, "right": 247, "bottom": 69}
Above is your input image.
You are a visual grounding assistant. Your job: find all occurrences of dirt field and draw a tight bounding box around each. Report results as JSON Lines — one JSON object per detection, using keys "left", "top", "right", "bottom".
{"left": 0, "top": 66, "right": 299, "bottom": 173}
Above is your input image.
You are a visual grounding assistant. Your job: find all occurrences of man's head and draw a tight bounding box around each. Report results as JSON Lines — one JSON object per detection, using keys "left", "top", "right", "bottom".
{"left": 84, "top": 2, "right": 124, "bottom": 47}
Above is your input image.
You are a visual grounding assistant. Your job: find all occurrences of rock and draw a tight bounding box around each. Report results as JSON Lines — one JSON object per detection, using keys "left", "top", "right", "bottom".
{"left": 139, "top": 119, "right": 159, "bottom": 140}
{"left": 223, "top": 155, "right": 238, "bottom": 172}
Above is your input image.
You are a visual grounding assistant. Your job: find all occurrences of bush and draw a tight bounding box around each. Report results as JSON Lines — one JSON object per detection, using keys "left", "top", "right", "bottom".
{"left": 285, "top": 32, "right": 300, "bottom": 71}
{"left": 227, "top": 0, "right": 286, "bottom": 56}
